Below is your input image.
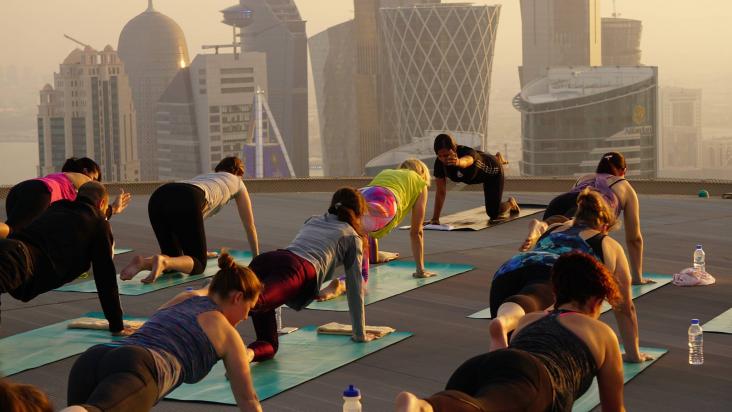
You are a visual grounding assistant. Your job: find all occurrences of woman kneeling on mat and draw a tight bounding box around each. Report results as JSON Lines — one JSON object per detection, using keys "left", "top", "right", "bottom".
{"left": 63, "top": 253, "right": 264, "bottom": 412}
{"left": 121, "top": 156, "right": 259, "bottom": 283}
{"left": 522, "top": 152, "right": 650, "bottom": 285}
{"left": 247, "top": 187, "right": 381, "bottom": 362}
{"left": 489, "top": 189, "right": 653, "bottom": 364}
{"left": 1, "top": 157, "right": 130, "bottom": 238}
{"left": 397, "top": 252, "right": 626, "bottom": 412}
{"left": 428, "top": 133, "right": 519, "bottom": 226}
{"left": 317, "top": 159, "right": 433, "bottom": 301}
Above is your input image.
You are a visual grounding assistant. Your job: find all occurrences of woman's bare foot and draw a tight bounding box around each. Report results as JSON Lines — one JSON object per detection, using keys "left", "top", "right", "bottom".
{"left": 0, "top": 222, "right": 9, "bottom": 239}
{"left": 508, "top": 197, "right": 520, "bottom": 215}
{"left": 396, "top": 391, "right": 434, "bottom": 412}
{"left": 495, "top": 152, "right": 509, "bottom": 166}
{"left": 141, "top": 255, "right": 167, "bottom": 284}
{"left": 488, "top": 318, "right": 509, "bottom": 351}
{"left": 317, "top": 279, "right": 346, "bottom": 301}
{"left": 377, "top": 251, "right": 399, "bottom": 263}
{"left": 519, "top": 219, "right": 547, "bottom": 251}
{"left": 120, "top": 255, "right": 145, "bottom": 281}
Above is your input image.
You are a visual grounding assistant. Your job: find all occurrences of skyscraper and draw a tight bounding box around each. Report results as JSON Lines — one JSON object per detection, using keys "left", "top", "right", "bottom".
{"left": 38, "top": 46, "right": 139, "bottom": 181}
{"left": 238, "top": 0, "right": 309, "bottom": 177}
{"left": 514, "top": 66, "right": 659, "bottom": 177}
{"left": 602, "top": 17, "right": 642, "bottom": 66}
{"left": 118, "top": 0, "right": 190, "bottom": 180}
{"left": 519, "top": 0, "right": 602, "bottom": 87}
{"left": 380, "top": 3, "right": 501, "bottom": 150}
{"left": 660, "top": 87, "right": 702, "bottom": 171}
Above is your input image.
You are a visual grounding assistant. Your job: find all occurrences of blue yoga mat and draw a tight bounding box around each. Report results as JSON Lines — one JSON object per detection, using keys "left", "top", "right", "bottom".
{"left": 703, "top": 308, "right": 732, "bottom": 334}
{"left": 0, "top": 312, "right": 145, "bottom": 377}
{"left": 467, "top": 273, "right": 673, "bottom": 319}
{"left": 306, "top": 260, "right": 474, "bottom": 311}
{"left": 167, "top": 326, "right": 412, "bottom": 404}
{"left": 55, "top": 250, "right": 252, "bottom": 296}
{"left": 573, "top": 347, "right": 667, "bottom": 412}
{"left": 113, "top": 248, "right": 133, "bottom": 255}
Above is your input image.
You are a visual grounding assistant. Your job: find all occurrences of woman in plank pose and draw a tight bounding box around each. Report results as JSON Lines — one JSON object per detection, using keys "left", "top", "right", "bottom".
{"left": 397, "top": 252, "right": 629, "bottom": 412}
{"left": 64, "top": 253, "right": 263, "bottom": 412}
{"left": 121, "top": 156, "right": 259, "bottom": 283}
{"left": 488, "top": 189, "right": 653, "bottom": 365}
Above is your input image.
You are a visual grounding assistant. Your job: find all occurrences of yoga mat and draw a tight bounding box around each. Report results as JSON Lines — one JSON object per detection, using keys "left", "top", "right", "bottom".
{"left": 306, "top": 261, "right": 474, "bottom": 311}
{"left": 0, "top": 312, "right": 145, "bottom": 377}
{"left": 572, "top": 347, "right": 668, "bottom": 412}
{"left": 113, "top": 248, "right": 133, "bottom": 255}
{"left": 55, "top": 250, "right": 252, "bottom": 296}
{"left": 703, "top": 308, "right": 732, "bottom": 334}
{"left": 468, "top": 273, "right": 673, "bottom": 319}
{"left": 166, "top": 325, "right": 412, "bottom": 404}
{"left": 400, "top": 204, "right": 546, "bottom": 231}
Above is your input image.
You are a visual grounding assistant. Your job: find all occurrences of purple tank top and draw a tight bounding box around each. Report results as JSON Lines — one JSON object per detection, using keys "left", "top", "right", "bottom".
{"left": 571, "top": 173, "right": 623, "bottom": 217}
{"left": 34, "top": 173, "right": 77, "bottom": 203}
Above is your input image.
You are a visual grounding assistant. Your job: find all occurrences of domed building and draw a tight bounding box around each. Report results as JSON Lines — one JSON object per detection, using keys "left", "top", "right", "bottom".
{"left": 118, "top": 0, "right": 190, "bottom": 180}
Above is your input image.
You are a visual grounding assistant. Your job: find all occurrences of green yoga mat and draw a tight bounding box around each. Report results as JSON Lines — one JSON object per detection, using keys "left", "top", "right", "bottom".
{"left": 0, "top": 312, "right": 145, "bottom": 377}
{"left": 306, "top": 261, "right": 474, "bottom": 311}
{"left": 55, "top": 250, "right": 252, "bottom": 296}
{"left": 166, "top": 326, "right": 412, "bottom": 404}
{"left": 573, "top": 347, "right": 667, "bottom": 412}
{"left": 703, "top": 308, "right": 732, "bottom": 334}
{"left": 467, "top": 273, "right": 673, "bottom": 319}
{"left": 113, "top": 248, "right": 133, "bottom": 255}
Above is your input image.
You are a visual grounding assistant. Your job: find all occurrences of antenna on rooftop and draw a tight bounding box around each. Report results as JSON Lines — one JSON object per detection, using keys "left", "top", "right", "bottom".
{"left": 612, "top": 0, "right": 620, "bottom": 18}
{"left": 63, "top": 34, "right": 92, "bottom": 49}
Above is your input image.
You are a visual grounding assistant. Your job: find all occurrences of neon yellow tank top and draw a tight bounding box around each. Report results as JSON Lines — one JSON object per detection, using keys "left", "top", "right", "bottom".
{"left": 367, "top": 169, "right": 427, "bottom": 238}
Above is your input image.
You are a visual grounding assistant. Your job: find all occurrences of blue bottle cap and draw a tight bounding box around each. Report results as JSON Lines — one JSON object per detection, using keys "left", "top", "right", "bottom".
{"left": 343, "top": 384, "right": 360, "bottom": 397}
{"left": 691, "top": 319, "right": 700, "bottom": 324}
{"left": 696, "top": 244, "right": 703, "bottom": 249}
{"left": 185, "top": 287, "right": 194, "bottom": 292}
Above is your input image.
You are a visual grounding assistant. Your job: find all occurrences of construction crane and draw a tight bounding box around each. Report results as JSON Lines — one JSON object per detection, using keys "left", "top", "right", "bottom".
{"left": 63, "top": 34, "right": 92, "bottom": 49}
{"left": 612, "top": 0, "right": 621, "bottom": 18}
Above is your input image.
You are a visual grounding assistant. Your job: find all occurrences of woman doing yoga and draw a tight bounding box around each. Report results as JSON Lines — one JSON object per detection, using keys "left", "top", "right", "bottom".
{"left": 429, "top": 133, "right": 519, "bottom": 225}
{"left": 121, "top": 156, "right": 259, "bottom": 283}
{"left": 521, "top": 152, "right": 649, "bottom": 285}
{"left": 63, "top": 253, "right": 263, "bottom": 412}
{"left": 2, "top": 157, "right": 130, "bottom": 238}
{"left": 246, "top": 187, "right": 381, "bottom": 362}
{"left": 397, "top": 252, "right": 626, "bottom": 412}
{"left": 488, "top": 189, "right": 653, "bottom": 364}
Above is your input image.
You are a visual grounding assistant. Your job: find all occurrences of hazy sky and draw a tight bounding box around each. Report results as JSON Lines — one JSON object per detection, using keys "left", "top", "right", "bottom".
{"left": 2, "top": 0, "right": 731, "bottom": 90}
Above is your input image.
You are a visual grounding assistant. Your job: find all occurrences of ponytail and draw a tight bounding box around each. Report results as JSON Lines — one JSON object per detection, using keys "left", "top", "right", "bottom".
{"left": 209, "top": 251, "right": 262, "bottom": 301}
{"left": 328, "top": 187, "right": 367, "bottom": 237}
{"left": 574, "top": 188, "right": 616, "bottom": 230}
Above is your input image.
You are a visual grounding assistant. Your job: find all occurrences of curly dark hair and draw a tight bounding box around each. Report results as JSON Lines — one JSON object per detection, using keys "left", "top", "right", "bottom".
{"left": 552, "top": 252, "right": 621, "bottom": 308}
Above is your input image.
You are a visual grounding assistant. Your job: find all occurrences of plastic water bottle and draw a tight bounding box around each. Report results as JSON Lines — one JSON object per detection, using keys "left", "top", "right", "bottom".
{"left": 693, "top": 244, "right": 705, "bottom": 273}
{"left": 688, "top": 319, "right": 704, "bottom": 365}
{"left": 342, "top": 384, "right": 362, "bottom": 412}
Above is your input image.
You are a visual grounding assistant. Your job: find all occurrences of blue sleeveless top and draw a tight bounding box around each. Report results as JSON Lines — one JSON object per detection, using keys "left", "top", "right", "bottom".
{"left": 123, "top": 296, "right": 220, "bottom": 386}
{"left": 495, "top": 226, "right": 603, "bottom": 278}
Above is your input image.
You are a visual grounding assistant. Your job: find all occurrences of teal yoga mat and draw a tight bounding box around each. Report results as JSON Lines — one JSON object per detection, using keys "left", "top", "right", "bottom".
{"left": 166, "top": 326, "right": 412, "bottom": 404}
{"left": 467, "top": 273, "right": 673, "bottom": 319}
{"left": 0, "top": 312, "right": 145, "bottom": 377}
{"left": 55, "top": 250, "right": 252, "bottom": 296}
{"left": 113, "top": 248, "right": 133, "bottom": 255}
{"left": 703, "top": 308, "right": 732, "bottom": 334}
{"left": 572, "top": 347, "right": 667, "bottom": 412}
{"left": 306, "top": 261, "right": 474, "bottom": 311}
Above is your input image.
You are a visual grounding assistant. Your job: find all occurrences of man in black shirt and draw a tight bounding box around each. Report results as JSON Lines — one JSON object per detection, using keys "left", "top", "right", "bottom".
{"left": 0, "top": 181, "right": 125, "bottom": 334}
{"left": 430, "top": 133, "right": 520, "bottom": 224}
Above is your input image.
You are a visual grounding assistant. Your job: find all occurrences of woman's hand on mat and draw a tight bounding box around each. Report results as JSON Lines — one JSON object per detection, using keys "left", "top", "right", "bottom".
{"left": 425, "top": 218, "right": 440, "bottom": 226}
{"left": 207, "top": 251, "right": 220, "bottom": 259}
{"left": 413, "top": 270, "right": 436, "bottom": 278}
{"left": 352, "top": 332, "right": 382, "bottom": 343}
{"left": 623, "top": 351, "right": 655, "bottom": 363}
{"left": 111, "top": 326, "right": 137, "bottom": 337}
{"left": 632, "top": 277, "right": 656, "bottom": 285}
{"left": 110, "top": 189, "right": 132, "bottom": 215}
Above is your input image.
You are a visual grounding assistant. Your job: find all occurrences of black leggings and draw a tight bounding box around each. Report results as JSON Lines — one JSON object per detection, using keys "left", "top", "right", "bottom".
{"left": 67, "top": 345, "right": 159, "bottom": 412}
{"left": 425, "top": 349, "right": 554, "bottom": 412}
{"left": 480, "top": 154, "right": 506, "bottom": 220}
{"left": 148, "top": 183, "right": 208, "bottom": 275}
{"left": 489, "top": 265, "right": 554, "bottom": 318}
{"left": 4, "top": 180, "right": 52, "bottom": 234}
{"left": 543, "top": 191, "right": 579, "bottom": 220}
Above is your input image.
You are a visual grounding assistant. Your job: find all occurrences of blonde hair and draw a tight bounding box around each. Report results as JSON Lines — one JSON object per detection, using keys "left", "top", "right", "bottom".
{"left": 399, "top": 159, "right": 431, "bottom": 187}
{"left": 574, "top": 188, "right": 617, "bottom": 230}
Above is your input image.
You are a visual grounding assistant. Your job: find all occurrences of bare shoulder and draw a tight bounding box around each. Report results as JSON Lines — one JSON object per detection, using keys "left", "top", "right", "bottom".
{"left": 197, "top": 310, "right": 235, "bottom": 356}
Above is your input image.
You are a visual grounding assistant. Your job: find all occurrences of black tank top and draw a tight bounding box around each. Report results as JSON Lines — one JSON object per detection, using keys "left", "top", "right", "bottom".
{"left": 510, "top": 310, "right": 598, "bottom": 411}
{"left": 539, "top": 225, "right": 606, "bottom": 262}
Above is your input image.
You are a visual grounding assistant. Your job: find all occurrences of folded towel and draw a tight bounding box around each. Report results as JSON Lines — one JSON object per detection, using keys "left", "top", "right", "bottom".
{"left": 672, "top": 268, "right": 716, "bottom": 286}
{"left": 317, "top": 322, "right": 395, "bottom": 337}
{"left": 68, "top": 317, "right": 146, "bottom": 330}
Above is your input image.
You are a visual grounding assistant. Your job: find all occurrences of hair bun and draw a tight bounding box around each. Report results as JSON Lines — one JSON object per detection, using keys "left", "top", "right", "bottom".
{"left": 217, "top": 251, "right": 237, "bottom": 271}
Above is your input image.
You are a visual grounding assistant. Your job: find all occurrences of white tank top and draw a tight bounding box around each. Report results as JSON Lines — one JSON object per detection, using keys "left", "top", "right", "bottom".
{"left": 181, "top": 172, "right": 245, "bottom": 219}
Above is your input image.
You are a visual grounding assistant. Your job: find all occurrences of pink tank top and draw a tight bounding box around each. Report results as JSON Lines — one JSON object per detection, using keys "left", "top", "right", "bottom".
{"left": 35, "top": 173, "right": 78, "bottom": 203}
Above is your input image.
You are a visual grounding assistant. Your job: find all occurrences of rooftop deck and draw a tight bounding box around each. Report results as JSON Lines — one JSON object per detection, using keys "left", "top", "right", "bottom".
{"left": 2, "top": 189, "right": 731, "bottom": 411}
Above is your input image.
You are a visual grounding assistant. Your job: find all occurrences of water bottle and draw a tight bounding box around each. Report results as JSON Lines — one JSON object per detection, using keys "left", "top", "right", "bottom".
{"left": 688, "top": 319, "right": 704, "bottom": 365}
{"left": 275, "top": 306, "right": 283, "bottom": 331}
{"left": 693, "top": 244, "right": 705, "bottom": 273}
{"left": 342, "top": 384, "right": 362, "bottom": 412}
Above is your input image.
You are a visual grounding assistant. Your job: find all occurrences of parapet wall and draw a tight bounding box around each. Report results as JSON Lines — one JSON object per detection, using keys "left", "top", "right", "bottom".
{"left": 1, "top": 177, "right": 731, "bottom": 199}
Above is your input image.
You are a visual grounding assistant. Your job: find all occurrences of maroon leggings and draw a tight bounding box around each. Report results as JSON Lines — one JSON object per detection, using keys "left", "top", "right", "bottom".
{"left": 248, "top": 250, "right": 317, "bottom": 362}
